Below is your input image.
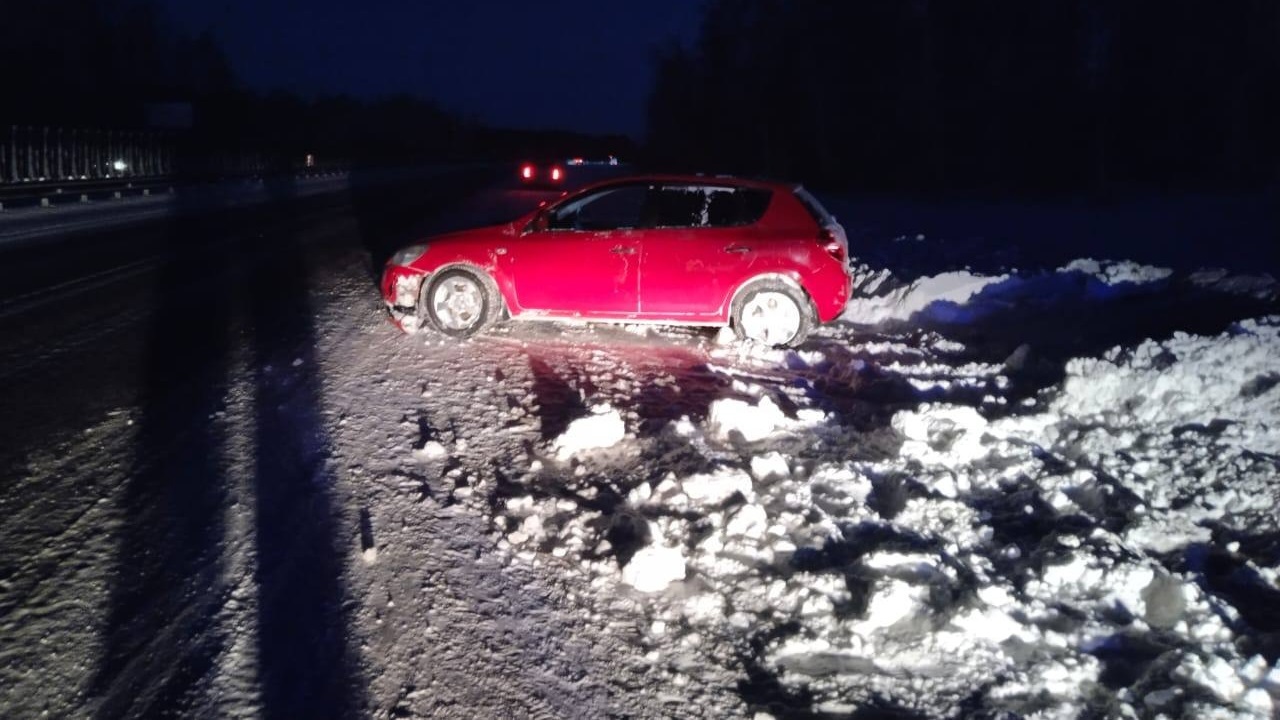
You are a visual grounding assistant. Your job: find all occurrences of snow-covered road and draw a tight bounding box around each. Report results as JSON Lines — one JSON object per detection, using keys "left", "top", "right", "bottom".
{"left": 1, "top": 176, "right": 1278, "bottom": 718}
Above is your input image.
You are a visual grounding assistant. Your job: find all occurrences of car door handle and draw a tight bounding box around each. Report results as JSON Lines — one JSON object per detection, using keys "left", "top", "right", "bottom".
{"left": 611, "top": 246, "right": 636, "bottom": 255}
{"left": 723, "top": 245, "right": 752, "bottom": 254}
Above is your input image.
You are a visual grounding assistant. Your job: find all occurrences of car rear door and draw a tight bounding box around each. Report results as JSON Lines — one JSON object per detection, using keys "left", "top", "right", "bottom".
{"left": 638, "top": 184, "right": 772, "bottom": 320}
{"left": 504, "top": 184, "right": 644, "bottom": 317}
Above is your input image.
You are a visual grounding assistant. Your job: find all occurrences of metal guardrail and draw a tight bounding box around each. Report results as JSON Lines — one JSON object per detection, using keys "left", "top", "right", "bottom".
{"left": 0, "top": 169, "right": 353, "bottom": 213}
{"left": 0, "top": 123, "right": 354, "bottom": 211}
{"left": 1, "top": 125, "right": 173, "bottom": 184}
{"left": 0, "top": 178, "right": 175, "bottom": 211}
{"left": 1, "top": 125, "right": 350, "bottom": 187}
{"left": 0, "top": 176, "right": 171, "bottom": 198}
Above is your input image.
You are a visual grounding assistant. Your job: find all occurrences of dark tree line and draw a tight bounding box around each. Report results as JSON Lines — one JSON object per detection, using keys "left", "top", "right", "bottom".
{"left": 1, "top": 0, "right": 487, "bottom": 168}
{"left": 0, "top": 0, "right": 629, "bottom": 171}
{"left": 0, "top": 0, "right": 234, "bottom": 127}
{"left": 646, "top": 0, "right": 1280, "bottom": 192}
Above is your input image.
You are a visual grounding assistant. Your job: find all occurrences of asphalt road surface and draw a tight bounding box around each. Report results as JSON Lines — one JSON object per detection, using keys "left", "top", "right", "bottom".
{"left": 1, "top": 166, "right": 734, "bottom": 719}
{"left": 2, "top": 167, "right": 1277, "bottom": 719}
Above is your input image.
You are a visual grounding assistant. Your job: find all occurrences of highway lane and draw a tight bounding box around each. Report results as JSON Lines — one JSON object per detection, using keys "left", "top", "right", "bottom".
{"left": 0, "top": 162, "right": 699, "bottom": 720}
{"left": 0, "top": 167, "right": 502, "bottom": 465}
{"left": 0, "top": 163, "right": 626, "bottom": 467}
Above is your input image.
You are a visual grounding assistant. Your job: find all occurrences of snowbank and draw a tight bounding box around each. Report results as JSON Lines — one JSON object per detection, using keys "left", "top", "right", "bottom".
{"left": 841, "top": 269, "right": 1007, "bottom": 324}
{"left": 839, "top": 256, "right": 1266, "bottom": 328}
{"left": 1058, "top": 257, "right": 1173, "bottom": 285}
{"left": 492, "top": 316, "right": 1280, "bottom": 718}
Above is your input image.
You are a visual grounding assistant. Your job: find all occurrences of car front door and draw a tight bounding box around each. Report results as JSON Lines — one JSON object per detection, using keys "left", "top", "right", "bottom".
{"left": 504, "top": 184, "right": 645, "bottom": 318}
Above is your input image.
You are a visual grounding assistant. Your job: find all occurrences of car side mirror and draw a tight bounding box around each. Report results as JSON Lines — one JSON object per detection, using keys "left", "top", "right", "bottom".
{"left": 525, "top": 209, "right": 550, "bottom": 234}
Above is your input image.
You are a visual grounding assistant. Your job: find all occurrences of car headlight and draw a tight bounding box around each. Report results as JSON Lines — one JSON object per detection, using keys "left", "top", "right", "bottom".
{"left": 390, "top": 244, "right": 428, "bottom": 266}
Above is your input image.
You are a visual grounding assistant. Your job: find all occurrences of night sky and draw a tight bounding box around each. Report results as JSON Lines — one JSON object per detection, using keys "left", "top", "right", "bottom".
{"left": 158, "top": 0, "right": 703, "bottom": 137}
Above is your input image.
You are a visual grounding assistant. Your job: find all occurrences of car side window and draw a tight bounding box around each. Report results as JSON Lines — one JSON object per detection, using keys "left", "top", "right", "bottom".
{"left": 641, "top": 185, "right": 772, "bottom": 229}
{"left": 547, "top": 185, "right": 647, "bottom": 231}
{"left": 643, "top": 186, "right": 705, "bottom": 227}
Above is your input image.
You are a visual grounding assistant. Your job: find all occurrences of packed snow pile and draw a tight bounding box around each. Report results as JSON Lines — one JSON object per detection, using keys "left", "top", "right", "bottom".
{"left": 412, "top": 439, "right": 448, "bottom": 461}
{"left": 620, "top": 531, "right": 687, "bottom": 593}
{"left": 551, "top": 405, "right": 627, "bottom": 460}
{"left": 1190, "top": 268, "right": 1279, "bottom": 301}
{"left": 707, "top": 395, "right": 825, "bottom": 443}
{"left": 1044, "top": 319, "right": 1280, "bottom": 454}
{"left": 842, "top": 268, "right": 1007, "bottom": 325}
{"left": 1058, "top": 257, "right": 1174, "bottom": 286}
{"left": 489, "top": 316, "right": 1280, "bottom": 718}
{"left": 840, "top": 257, "right": 1272, "bottom": 328}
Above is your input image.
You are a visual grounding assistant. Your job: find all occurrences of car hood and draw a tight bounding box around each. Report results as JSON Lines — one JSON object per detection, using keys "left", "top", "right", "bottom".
{"left": 395, "top": 214, "right": 538, "bottom": 270}
{"left": 423, "top": 220, "right": 522, "bottom": 246}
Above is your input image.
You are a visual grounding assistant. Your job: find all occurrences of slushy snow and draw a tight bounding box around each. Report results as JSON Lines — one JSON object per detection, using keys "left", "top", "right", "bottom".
{"left": 487, "top": 310, "right": 1280, "bottom": 717}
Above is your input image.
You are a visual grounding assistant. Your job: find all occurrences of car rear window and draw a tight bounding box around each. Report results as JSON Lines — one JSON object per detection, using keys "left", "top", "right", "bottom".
{"left": 642, "top": 185, "right": 771, "bottom": 228}
{"left": 793, "top": 186, "right": 835, "bottom": 226}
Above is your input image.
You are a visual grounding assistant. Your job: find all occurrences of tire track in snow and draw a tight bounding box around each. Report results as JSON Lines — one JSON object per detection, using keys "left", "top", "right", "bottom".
{"left": 307, "top": 245, "right": 732, "bottom": 718}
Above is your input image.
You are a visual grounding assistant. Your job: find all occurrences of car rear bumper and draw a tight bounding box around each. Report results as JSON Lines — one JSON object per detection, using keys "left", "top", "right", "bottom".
{"left": 809, "top": 263, "right": 852, "bottom": 324}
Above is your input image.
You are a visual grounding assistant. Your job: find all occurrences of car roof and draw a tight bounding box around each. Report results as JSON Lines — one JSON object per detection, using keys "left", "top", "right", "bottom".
{"left": 572, "top": 173, "right": 797, "bottom": 194}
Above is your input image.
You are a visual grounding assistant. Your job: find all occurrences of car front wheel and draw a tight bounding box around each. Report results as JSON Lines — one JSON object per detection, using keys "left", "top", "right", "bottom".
{"left": 421, "top": 268, "right": 497, "bottom": 338}
{"left": 731, "top": 280, "right": 814, "bottom": 347}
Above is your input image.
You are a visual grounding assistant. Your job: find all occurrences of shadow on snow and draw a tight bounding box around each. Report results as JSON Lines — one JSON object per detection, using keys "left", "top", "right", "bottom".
{"left": 91, "top": 165, "right": 363, "bottom": 718}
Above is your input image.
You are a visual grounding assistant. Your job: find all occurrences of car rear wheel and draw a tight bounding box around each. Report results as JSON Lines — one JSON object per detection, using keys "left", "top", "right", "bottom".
{"left": 421, "top": 268, "right": 498, "bottom": 338}
{"left": 732, "top": 280, "right": 814, "bottom": 347}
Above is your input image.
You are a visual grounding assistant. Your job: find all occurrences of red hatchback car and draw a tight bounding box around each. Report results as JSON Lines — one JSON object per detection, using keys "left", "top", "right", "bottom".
{"left": 382, "top": 175, "right": 850, "bottom": 346}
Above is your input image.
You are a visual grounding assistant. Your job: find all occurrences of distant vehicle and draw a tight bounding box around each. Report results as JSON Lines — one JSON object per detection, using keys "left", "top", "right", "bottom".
{"left": 382, "top": 174, "right": 850, "bottom": 347}
{"left": 565, "top": 156, "right": 619, "bottom": 166}
{"left": 518, "top": 160, "right": 566, "bottom": 188}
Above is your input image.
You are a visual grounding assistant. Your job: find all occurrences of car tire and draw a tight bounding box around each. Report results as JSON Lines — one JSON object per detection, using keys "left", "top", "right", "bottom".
{"left": 421, "top": 267, "right": 500, "bottom": 338}
{"left": 731, "top": 279, "right": 814, "bottom": 347}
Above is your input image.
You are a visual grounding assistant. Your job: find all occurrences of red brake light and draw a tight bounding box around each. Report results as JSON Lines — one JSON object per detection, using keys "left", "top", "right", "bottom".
{"left": 550, "top": 166, "right": 563, "bottom": 181}
{"left": 521, "top": 164, "right": 534, "bottom": 179}
{"left": 819, "top": 228, "right": 846, "bottom": 263}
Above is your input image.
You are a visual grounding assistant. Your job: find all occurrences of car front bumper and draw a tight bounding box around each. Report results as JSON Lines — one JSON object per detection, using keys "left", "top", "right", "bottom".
{"left": 382, "top": 264, "right": 426, "bottom": 309}
{"left": 382, "top": 265, "right": 429, "bottom": 332}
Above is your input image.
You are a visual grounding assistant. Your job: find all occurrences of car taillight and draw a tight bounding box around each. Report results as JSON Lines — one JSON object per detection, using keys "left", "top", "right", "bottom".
{"left": 521, "top": 164, "right": 534, "bottom": 179}
{"left": 819, "top": 228, "right": 846, "bottom": 263}
{"left": 550, "top": 166, "right": 563, "bottom": 181}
